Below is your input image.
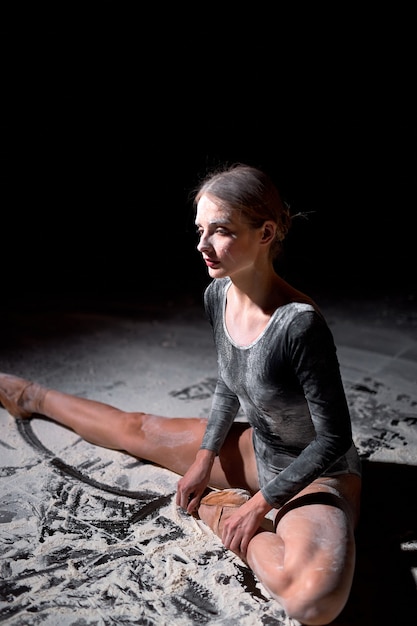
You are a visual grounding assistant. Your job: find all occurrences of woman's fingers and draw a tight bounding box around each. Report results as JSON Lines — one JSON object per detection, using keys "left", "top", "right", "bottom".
{"left": 176, "top": 484, "right": 202, "bottom": 513}
{"left": 187, "top": 492, "right": 201, "bottom": 514}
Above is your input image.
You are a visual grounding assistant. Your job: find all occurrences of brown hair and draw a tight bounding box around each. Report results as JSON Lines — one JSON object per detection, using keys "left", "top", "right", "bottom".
{"left": 194, "top": 163, "right": 292, "bottom": 259}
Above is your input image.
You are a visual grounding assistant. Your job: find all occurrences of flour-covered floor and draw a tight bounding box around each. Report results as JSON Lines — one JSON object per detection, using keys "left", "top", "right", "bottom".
{"left": 1, "top": 292, "right": 416, "bottom": 625}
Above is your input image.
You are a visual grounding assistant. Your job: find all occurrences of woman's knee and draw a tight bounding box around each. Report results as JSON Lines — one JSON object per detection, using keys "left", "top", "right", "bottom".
{"left": 116, "top": 411, "right": 147, "bottom": 450}
{"left": 282, "top": 581, "right": 351, "bottom": 625}
{"left": 253, "top": 561, "right": 347, "bottom": 625}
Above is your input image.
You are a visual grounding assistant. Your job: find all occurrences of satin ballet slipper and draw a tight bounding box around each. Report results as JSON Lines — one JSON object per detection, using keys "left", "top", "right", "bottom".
{"left": 0, "top": 373, "right": 47, "bottom": 418}
{"left": 197, "top": 488, "right": 251, "bottom": 537}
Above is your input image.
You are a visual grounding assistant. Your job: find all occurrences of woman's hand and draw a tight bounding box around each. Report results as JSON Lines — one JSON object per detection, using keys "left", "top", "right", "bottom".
{"left": 221, "top": 492, "right": 272, "bottom": 559}
{"left": 176, "top": 448, "right": 216, "bottom": 514}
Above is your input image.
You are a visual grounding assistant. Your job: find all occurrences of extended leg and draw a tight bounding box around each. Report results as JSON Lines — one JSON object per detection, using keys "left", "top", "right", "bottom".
{"left": 0, "top": 373, "right": 258, "bottom": 491}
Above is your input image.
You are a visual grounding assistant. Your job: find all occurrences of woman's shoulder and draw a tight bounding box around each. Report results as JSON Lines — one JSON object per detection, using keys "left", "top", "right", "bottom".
{"left": 204, "top": 278, "right": 230, "bottom": 301}
{"left": 274, "top": 301, "right": 336, "bottom": 354}
{"left": 276, "top": 300, "right": 319, "bottom": 321}
{"left": 203, "top": 278, "right": 230, "bottom": 322}
{"left": 273, "top": 300, "right": 329, "bottom": 336}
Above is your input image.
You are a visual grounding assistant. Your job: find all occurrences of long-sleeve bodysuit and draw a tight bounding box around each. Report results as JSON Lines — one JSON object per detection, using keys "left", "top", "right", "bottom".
{"left": 200, "top": 278, "right": 361, "bottom": 509}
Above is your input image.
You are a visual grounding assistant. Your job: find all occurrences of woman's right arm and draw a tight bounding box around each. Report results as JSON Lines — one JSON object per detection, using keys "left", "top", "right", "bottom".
{"left": 176, "top": 448, "right": 216, "bottom": 513}
{"left": 177, "top": 279, "right": 239, "bottom": 513}
{"left": 176, "top": 377, "right": 240, "bottom": 514}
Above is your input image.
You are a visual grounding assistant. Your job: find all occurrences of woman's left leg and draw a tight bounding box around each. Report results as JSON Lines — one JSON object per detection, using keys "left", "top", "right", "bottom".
{"left": 245, "top": 474, "right": 361, "bottom": 626}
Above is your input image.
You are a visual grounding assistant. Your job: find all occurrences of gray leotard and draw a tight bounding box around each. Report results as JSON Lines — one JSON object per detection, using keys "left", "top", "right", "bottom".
{"left": 200, "top": 277, "right": 361, "bottom": 508}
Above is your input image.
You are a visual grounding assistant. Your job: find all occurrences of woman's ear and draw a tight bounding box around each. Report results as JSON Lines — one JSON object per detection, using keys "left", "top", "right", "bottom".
{"left": 260, "top": 221, "right": 276, "bottom": 244}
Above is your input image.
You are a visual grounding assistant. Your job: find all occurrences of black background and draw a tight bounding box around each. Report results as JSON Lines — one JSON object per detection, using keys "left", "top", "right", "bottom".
{"left": 3, "top": 6, "right": 416, "bottom": 310}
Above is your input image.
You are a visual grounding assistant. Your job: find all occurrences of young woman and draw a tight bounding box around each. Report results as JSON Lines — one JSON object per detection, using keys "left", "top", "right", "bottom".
{"left": 0, "top": 163, "right": 361, "bottom": 626}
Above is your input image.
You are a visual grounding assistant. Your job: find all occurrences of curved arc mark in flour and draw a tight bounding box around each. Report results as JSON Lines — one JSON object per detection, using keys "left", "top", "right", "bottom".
{"left": 16, "top": 418, "right": 175, "bottom": 505}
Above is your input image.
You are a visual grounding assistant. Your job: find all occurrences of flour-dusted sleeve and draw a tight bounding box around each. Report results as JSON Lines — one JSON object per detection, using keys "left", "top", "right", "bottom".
{"left": 199, "top": 279, "right": 240, "bottom": 454}
{"left": 261, "top": 310, "right": 355, "bottom": 508}
{"left": 200, "top": 377, "right": 240, "bottom": 454}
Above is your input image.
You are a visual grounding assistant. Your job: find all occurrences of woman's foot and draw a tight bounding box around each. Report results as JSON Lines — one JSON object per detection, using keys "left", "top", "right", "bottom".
{"left": 197, "top": 488, "right": 251, "bottom": 537}
{"left": 0, "top": 373, "right": 47, "bottom": 418}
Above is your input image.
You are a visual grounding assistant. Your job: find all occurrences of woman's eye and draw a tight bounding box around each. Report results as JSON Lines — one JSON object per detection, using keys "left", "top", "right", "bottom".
{"left": 195, "top": 227, "right": 231, "bottom": 238}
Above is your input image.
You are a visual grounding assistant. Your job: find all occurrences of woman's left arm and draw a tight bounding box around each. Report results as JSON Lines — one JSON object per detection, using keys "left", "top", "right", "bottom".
{"left": 261, "top": 311, "right": 354, "bottom": 509}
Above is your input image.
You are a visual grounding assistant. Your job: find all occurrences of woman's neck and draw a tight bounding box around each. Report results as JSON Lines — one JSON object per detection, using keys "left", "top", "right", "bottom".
{"left": 228, "top": 271, "right": 315, "bottom": 314}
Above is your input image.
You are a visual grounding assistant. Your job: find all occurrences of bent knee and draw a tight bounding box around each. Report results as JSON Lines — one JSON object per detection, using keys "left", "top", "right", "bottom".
{"left": 265, "top": 565, "right": 351, "bottom": 626}
{"left": 281, "top": 586, "right": 350, "bottom": 626}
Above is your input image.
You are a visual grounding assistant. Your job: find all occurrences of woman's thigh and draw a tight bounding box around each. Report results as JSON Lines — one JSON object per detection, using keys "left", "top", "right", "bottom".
{"left": 274, "top": 474, "right": 361, "bottom": 531}
{"left": 210, "top": 423, "right": 260, "bottom": 493}
{"left": 273, "top": 474, "right": 361, "bottom": 594}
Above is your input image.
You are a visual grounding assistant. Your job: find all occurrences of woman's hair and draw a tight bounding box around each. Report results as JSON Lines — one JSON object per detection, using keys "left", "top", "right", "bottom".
{"left": 194, "top": 163, "right": 292, "bottom": 259}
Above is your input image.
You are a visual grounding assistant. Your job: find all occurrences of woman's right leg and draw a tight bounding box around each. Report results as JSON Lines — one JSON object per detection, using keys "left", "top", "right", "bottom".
{"left": 0, "top": 373, "right": 259, "bottom": 492}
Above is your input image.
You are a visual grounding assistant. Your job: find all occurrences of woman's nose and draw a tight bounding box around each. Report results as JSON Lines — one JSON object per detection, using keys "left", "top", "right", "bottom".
{"left": 197, "top": 233, "right": 211, "bottom": 253}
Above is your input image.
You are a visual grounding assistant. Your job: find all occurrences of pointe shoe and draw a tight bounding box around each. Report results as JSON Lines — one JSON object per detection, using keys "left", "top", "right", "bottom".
{"left": 0, "top": 373, "right": 47, "bottom": 418}
{"left": 197, "top": 488, "right": 251, "bottom": 537}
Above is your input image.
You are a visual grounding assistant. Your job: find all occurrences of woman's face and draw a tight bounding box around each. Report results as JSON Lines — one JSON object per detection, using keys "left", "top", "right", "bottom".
{"left": 195, "top": 194, "right": 263, "bottom": 280}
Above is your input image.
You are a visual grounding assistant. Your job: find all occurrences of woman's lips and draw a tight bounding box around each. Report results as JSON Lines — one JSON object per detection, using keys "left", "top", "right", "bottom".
{"left": 204, "top": 258, "right": 219, "bottom": 268}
